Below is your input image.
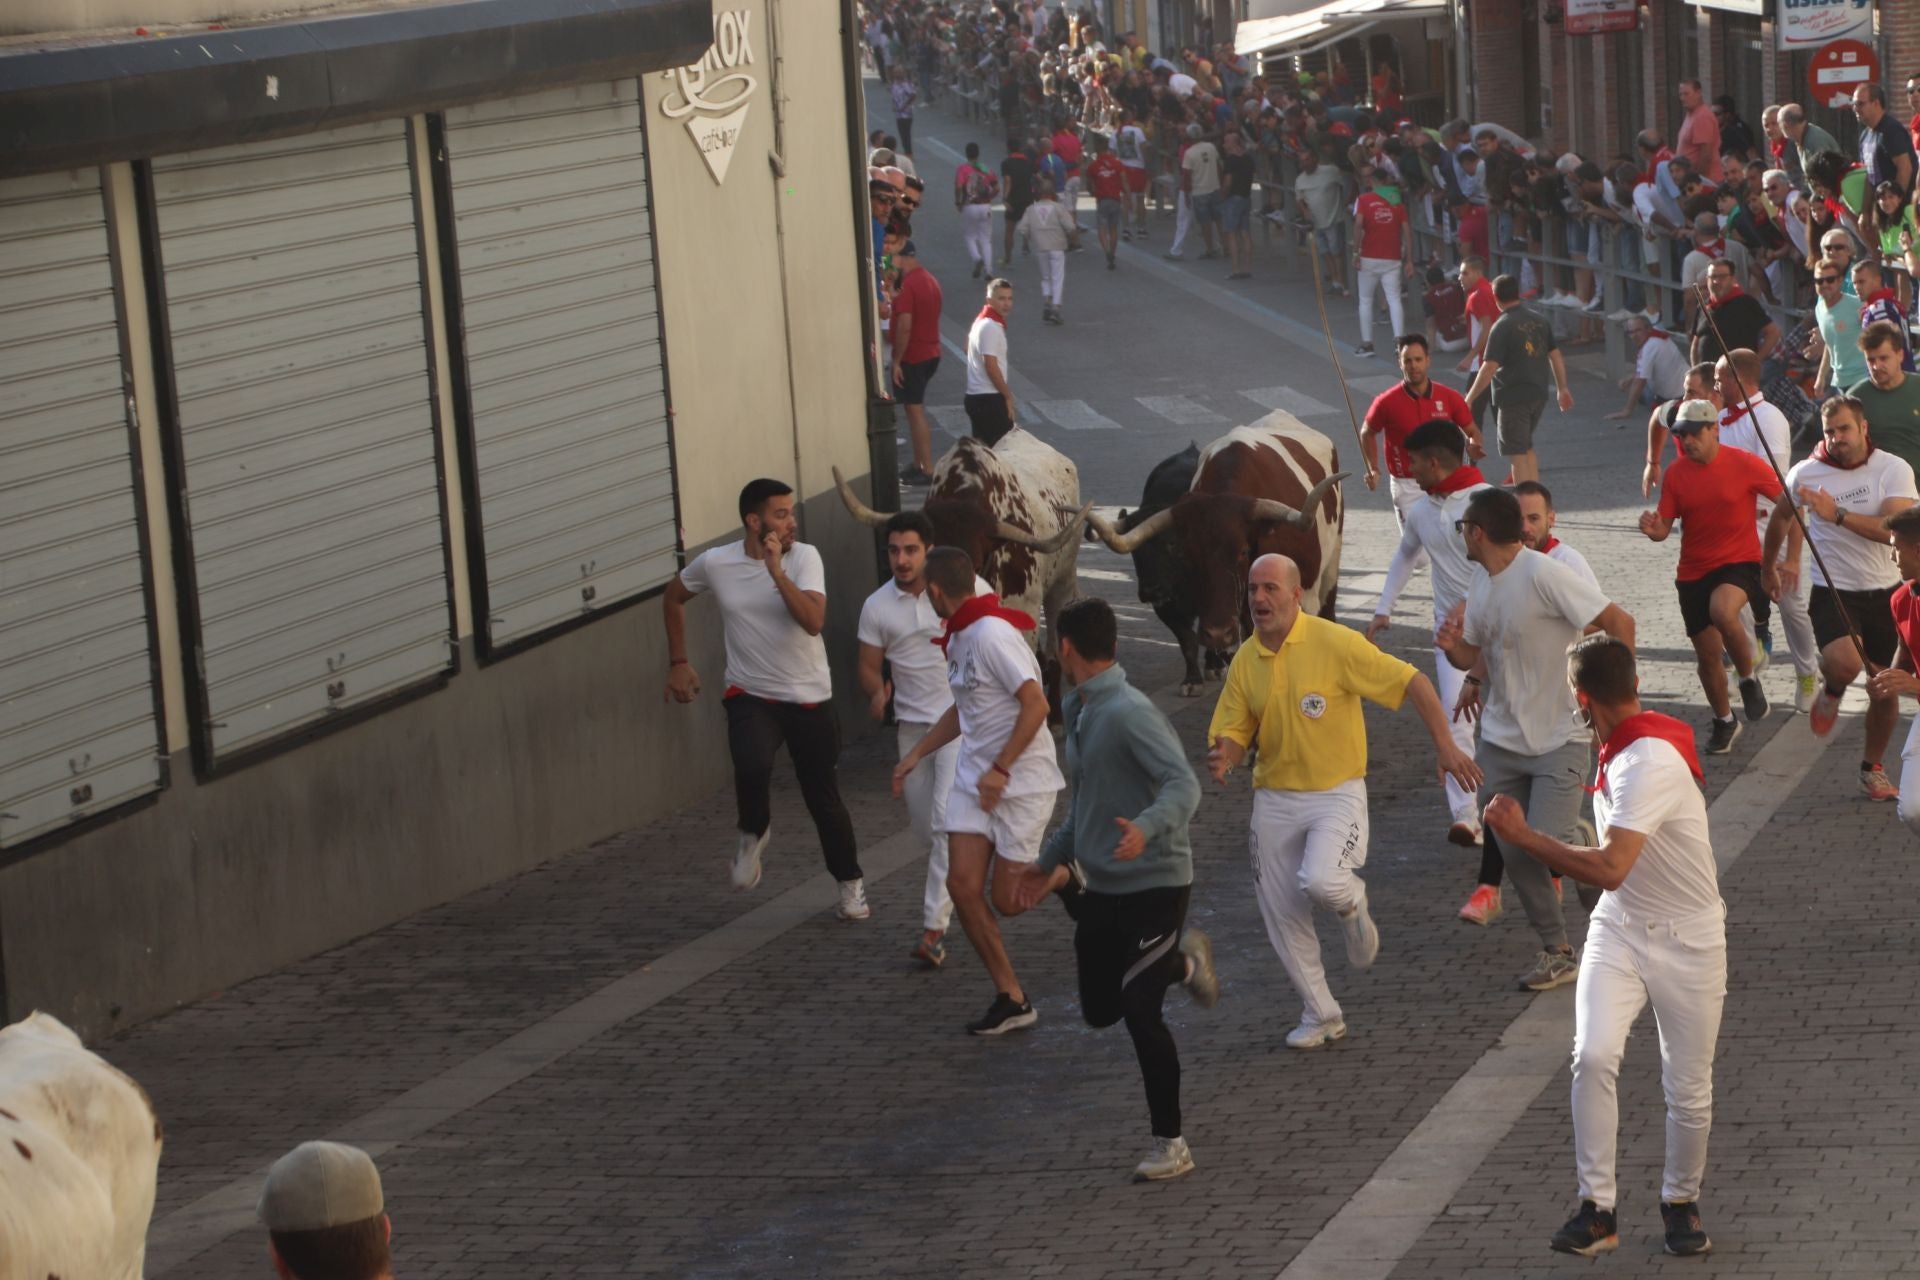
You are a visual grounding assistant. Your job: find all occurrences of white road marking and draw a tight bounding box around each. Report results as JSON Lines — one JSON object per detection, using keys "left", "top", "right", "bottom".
{"left": 1348, "top": 373, "right": 1402, "bottom": 395}
{"left": 1035, "top": 398, "right": 1123, "bottom": 431}
{"left": 1137, "top": 394, "right": 1225, "bottom": 426}
{"left": 1273, "top": 718, "right": 1834, "bottom": 1280}
{"left": 1243, "top": 385, "right": 1339, "bottom": 417}
{"left": 1077, "top": 567, "right": 1133, "bottom": 582}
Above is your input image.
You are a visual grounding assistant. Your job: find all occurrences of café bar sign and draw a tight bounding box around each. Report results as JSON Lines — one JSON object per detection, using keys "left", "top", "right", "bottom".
{"left": 1780, "top": 0, "right": 1872, "bottom": 50}
{"left": 660, "top": 8, "right": 759, "bottom": 186}
{"left": 1566, "top": 0, "right": 1638, "bottom": 36}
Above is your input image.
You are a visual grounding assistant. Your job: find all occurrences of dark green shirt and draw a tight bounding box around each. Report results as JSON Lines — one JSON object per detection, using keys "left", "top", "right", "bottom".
{"left": 1847, "top": 373, "right": 1920, "bottom": 476}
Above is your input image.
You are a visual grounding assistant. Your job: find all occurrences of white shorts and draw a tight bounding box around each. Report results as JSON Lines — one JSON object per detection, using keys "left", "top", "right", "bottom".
{"left": 944, "top": 786, "right": 1054, "bottom": 863}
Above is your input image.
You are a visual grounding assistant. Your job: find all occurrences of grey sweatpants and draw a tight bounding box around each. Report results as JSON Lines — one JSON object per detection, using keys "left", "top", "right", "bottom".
{"left": 1477, "top": 737, "right": 1589, "bottom": 950}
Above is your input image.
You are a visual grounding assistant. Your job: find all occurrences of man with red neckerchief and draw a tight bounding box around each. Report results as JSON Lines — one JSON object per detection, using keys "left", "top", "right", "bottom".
{"left": 1852, "top": 259, "right": 1916, "bottom": 373}
{"left": 1866, "top": 504, "right": 1920, "bottom": 833}
{"left": 1361, "top": 332, "right": 1483, "bottom": 531}
{"left": 895, "top": 547, "right": 1065, "bottom": 1038}
{"left": 1484, "top": 634, "right": 1724, "bottom": 1262}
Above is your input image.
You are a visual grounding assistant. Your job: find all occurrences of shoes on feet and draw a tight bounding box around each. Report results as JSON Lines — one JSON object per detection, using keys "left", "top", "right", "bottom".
{"left": 1132, "top": 1135, "right": 1195, "bottom": 1181}
{"left": 911, "top": 934, "right": 946, "bottom": 967}
{"left": 1860, "top": 764, "right": 1899, "bottom": 802}
{"left": 1704, "top": 717, "right": 1742, "bottom": 755}
{"left": 1179, "top": 928, "right": 1220, "bottom": 1007}
{"left": 1162, "top": 251, "right": 1185, "bottom": 260}
{"left": 1447, "top": 815, "right": 1483, "bottom": 847}
{"left": 1457, "top": 884, "right": 1501, "bottom": 926}
{"left": 1661, "top": 1201, "right": 1713, "bottom": 1257}
{"left": 1353, "top": 341, "right": 1375, "bottom": 357}
{"left": 1795, "top": 672, "right": 1819, "bottom": 714}
{"left": 899, "top": 463, "right": 934, "bottom": 487}
{"left": 1057, "top": 856, "right": 1089, "bottom": 920}
{"left": 731, "top": 827, "right": 769, "bottom": 890}
{"left": 1550, "top": 1200, "right": 1619, "bottom": 1256}
{"left": 1738, "top": 676, "right": 1769, "bottom": 722}
{"left": 971, "top": 261, "right": 983, "bottom": 279}
{"left": 1285, "top": 1016, "right": 1347, "bottom": 1049}
{"left": 1340, "top": 890, "right": 1380, "bottom": 969}
{"left": 967, "top": 992, "right": 1037, "bottom": 1036}
{"left": 835, "top": 878, "right": 870, "bottom": 921}
{"left": 1519, "top": 947, "right": 1579, "bottom": 991}
{"left": 1107, "top": 254, "right": 1116, "bottom": 269}
{"left": 1809, "top": 684, "right": 1841, "bottom": 737}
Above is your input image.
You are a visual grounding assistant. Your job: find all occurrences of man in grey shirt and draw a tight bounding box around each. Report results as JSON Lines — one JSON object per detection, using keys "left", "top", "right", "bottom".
{"left": 1780, "top": 103, "right": 1842, "bottom": 193}
{"left": 1007, "top": 597, "right": 1217, "bottom": 1184}
{"left": 1439, "top": 488, "right": 1636, "bottom": 992}
{"left": 1465, "top": 274, "right": 1575, "bottom": 483}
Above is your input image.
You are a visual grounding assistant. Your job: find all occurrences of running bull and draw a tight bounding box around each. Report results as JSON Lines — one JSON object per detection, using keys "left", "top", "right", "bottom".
{"left": 834, "top": 425, "right": 1092, "bottom": 669}
{"left": 1084, "top": 413, "right": 1346, "bottom": 695}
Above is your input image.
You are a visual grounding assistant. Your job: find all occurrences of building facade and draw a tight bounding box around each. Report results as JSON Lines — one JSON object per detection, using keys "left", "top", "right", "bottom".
{"left": 0, "top": 0, "right": 888, "bottom": 1035}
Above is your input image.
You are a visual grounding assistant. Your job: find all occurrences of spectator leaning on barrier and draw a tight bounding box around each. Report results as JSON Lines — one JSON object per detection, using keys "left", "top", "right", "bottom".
{"left": 1609, "top": 315, "right": 1688, "bottom": 422}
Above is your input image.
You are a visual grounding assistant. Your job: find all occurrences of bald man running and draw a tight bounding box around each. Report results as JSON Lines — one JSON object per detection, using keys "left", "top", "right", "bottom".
{"left": 1209, "top": 555, "right": 1483, "bottom": 1049}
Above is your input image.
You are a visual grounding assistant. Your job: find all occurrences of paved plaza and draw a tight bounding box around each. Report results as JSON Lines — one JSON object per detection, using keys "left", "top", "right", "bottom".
{"left": 109, "top": 84, "right": 1920, "bottom": 1278}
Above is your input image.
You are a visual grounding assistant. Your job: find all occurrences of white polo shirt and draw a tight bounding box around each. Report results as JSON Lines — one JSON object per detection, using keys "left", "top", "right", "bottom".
{"left": 1544, "top": 538, "right": 1600, "bottom": 590}
{"left": 965, "top": 314, "right": 1010, "bottom": 396}
{"left": 945, "top": 615, "right": 1063, "bottom": 799}
{"left": 1783, "top": 451, "right": 1918, "bottom": 591}
{"left": 1592, "top": 737, "right": 1720, "bottom": 928}
{"left": 1377, "top": 480, "right": 1491, "bottom": 622}
{"left": 678, "top": 540, "right": 832, "bottom": 704}
{"left": 1461, "top": 549, "right": 1611, "bottom": 756}
{"left": 1719, "top": 398, "right": 1792, "bottom": 532}
{"left": 856, "top": 575, "right": 992, "bottom": 724}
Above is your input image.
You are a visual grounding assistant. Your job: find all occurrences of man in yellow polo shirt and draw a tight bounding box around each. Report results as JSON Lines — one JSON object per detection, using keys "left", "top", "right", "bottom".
{"left": 1209, "top": 554, "right": 1483, "bottom": 1049}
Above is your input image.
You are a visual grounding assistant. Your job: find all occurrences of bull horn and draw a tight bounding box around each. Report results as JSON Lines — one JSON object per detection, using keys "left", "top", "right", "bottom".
{"left": 1248, "top": 472, "right": 1350, "bottom": 529}
{"left": 831, "top": 466, "right": 891, "bottom": 528}
{"left": 997, "top": 502, "right": 1095, "bottom": 555}
{"left": 1075, "top": 504, "right": 1175, "bottom": 555}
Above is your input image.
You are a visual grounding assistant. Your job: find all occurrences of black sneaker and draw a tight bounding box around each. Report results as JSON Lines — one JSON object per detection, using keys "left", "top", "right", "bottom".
{"left": 966, "top": 992, "right": 1037, "bottom": 1036}
{"left": 1056, "top": 857, "right": 1089, "bottom": 921}
{"left": 1549, "top": 1200, "right": 1619, "bottom": 1256}
{"left": 1353, "top": 341, "right": 1375, "bottom": 357}
{"left": 1661, "top": 1201, "right": 1712, "bottom": 1256}
{"left": 899, "top": 463, "right": 934, "bottom": 487}
{"left": 1704, "top": 717, "right": 1742, "bottom": 755}
{"left": 1738, "top": 676, "right": 1769, "bottom": 722}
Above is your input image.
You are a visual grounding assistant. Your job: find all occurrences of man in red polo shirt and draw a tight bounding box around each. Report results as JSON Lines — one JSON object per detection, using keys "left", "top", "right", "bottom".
{"left": 1362, "top": 332, "right": 1484, "bottom": 531}
{"left": 1084, "top": 133, "right": 1129, "bottom": 270}
{"left": 890, "top": 240, "right": 944, "bottom": 486}
{"left": 1351, "top": 166, "right": 1411, "bottom": 357}
{"left": 1638, "top": 399, "right": 1782, "bottom": 754}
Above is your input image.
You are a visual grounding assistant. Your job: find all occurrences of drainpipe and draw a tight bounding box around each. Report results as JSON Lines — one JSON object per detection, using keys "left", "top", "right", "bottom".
{"left": 764, "top": 0, "right": 808, "bottom": 522}
{"left": 839, "top": 0, "right": 901, "bottom": 520}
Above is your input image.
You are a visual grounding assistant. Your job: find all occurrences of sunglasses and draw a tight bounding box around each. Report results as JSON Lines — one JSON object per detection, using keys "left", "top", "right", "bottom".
{"left": 1816, "top": 274, "right": 1842, "bottom": 284}
{"left": 1452, "top": 519, "right": 1479, "bottom": 532}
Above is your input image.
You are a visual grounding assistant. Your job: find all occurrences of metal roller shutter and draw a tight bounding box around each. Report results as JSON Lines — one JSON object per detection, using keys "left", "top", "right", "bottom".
{"left": 443, "top": 80, "right": 677, "bottom": 652}
{"left": 151, "top": 119, "right": 453, "bottom": 763}
{"left": 0, "top": 169, "right": 165, "bottom": 849}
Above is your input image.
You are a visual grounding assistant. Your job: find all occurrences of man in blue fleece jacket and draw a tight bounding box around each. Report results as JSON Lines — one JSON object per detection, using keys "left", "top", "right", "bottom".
{"left": 1007, "top": 596, "right": 1219, "bottom": 1183}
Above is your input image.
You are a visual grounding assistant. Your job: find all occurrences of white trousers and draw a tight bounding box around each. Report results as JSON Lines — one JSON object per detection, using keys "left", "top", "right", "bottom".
{"left": 1572, "top": 907, "right": 1727, "bottom": 1211}
{"left": 1169, "top": 191, "right": 1193, "bottom": 255}
{"left": 1062, "top": 175, "right": 1083, "bottom": 226}
{"left": 1357, "top": 256, "right": 1406, "bottom": 346}
{"left": 1036, "top": 249, "right": 1066, "bottom": 306}
{"left": 1388, "top": 475, "right": 1432, "bottom": 574}
{"left": 1250, "top": 782, "right": 1369, "bottom": 1027}
{"left": 897, "top": 722, "right": 958, "bottom": 932}
{"left": 960, "top": 204, "right": 993, "bottom": 268}
{"left": 1432, "top": 647, "right": 1476, "bottom": 820}
{"left": 1899, "top": 711, "right": 1920, "bottom": 836}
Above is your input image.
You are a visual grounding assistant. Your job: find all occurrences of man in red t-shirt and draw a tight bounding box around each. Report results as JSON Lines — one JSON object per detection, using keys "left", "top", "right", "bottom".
{"left": 1422, "top": 266, "right": 1468, "bottom": 352}
{"left": 1083, "top": 134, "right": 1129, "bottom": 269}
{"left": 889, "top": 241, "right": 944, "bottom": 484}
{"left": 1868, "top": 504, "right": 1920, "bottom": 833}
{"left": 1351, "top": 170, "right": 1411, "bottom": 357}
{"left": 1361, "top": 332, "right": 1483, "bottom": 529}
{"left": 1638, "top": 398, "right": 1782, "bottom": 751}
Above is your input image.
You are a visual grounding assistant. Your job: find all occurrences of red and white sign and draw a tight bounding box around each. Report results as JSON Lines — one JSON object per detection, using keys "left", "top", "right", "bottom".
{"left": 1780, "top": 0, "right": 1873, "bottom": 52}
{"left": 1566, "top": 0, "right": 1639, "bottom": 35}
{"left": 1807, "top": 39, "right": 1879, "bottom": 111}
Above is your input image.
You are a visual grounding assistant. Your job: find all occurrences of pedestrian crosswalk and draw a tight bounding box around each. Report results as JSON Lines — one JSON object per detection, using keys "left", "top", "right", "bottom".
{"left": 1033, "top": 399, "right": 1122, "bottom": 431}
{"left": 918, "top": 382, "right": 1371, "bottom": 440}
{"left": 1242, "top": 385, "right": 1339, "bottom": 417}
{"left": 1134, "top": 394, "right": 1225, "bottom": 426}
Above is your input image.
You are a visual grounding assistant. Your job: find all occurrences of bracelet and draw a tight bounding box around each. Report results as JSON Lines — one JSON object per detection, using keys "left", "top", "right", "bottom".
{"left": 990, "top": 762, "right": 1011, "bottom": 779}
{"left": 669, "top": 658, "right": 689, "bottom": 666}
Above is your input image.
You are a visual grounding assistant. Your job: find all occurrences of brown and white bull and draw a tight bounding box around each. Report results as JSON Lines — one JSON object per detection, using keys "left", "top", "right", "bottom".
{"left": 0, "top": 1011, "right": 162, "bottom": 1280}
{"left": 1084, "top": 412, "right": 1347, "bottom": 695}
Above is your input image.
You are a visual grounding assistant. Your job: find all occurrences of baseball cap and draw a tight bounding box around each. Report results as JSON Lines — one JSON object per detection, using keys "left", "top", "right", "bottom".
{"left": 258, "top": 1141, "right": 385, "bottom": 1232}
{"left": 1667, "top": 398, "right": 1718, "bottom": 433}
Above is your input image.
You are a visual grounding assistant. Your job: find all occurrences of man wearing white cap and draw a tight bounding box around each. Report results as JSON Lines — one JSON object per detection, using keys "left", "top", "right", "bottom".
{"left": 258, "top": 1140, "right": 392, "bottom": 1279}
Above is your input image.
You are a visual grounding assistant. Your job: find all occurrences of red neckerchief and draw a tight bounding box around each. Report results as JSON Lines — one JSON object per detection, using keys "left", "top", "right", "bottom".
{"left": 1429, "top": 464, "right": 1486, "bottom": 496}
{"left": 1705, "top": 283, "right": 1747, "bottom": 309}
{"left": 1862, "top": 287, "right": 1899, "bottom": 311}
{"left": 976, "top": 304, "right": 1007, "bottom": 327}
{"left": 1701, "top": 236, "right": 1726, "bottom": 259}
{"left": 932, "top": 592, "right": 1037, "bottom": 651}
{"left": 1770, "top": 137, "right": 1787, "bottom": 160}
{"left": 1539, "top": 535, "right": 1562, "bottom": 555}
{"left": 1591, "top": 711, "right": 1704, "bottom": 793}
{"left": 1719, "top": 400, "right": 1750, "bottom": 428}
{"left": 1641, "top": 145, "right": 1673, "bottom": 187}
{"left": 1813, "top": 438, "right": 1876, "bottom": 470}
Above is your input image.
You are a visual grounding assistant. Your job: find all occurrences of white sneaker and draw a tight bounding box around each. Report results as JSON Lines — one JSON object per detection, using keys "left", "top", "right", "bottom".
{"left": 1447, "top": 805, "right": 1483, "bottom": 847}
{"left": 836, "top": 878, "right": 870, "bottom": 921}
{"left": 1285, "top": 1016, "right": 1348, "bottom": 1049}
{"left": 1340, "top": 891, "right": 1379, "bottom": 969}
{"left": 1132, "top": 1135, "right": 1195, "bottom": 1181}
{"left": 731, "top": 828, "right": 769, "bottom": 890}
{"left": 1795, "top": 672, "right": 1818, "bottom": 714}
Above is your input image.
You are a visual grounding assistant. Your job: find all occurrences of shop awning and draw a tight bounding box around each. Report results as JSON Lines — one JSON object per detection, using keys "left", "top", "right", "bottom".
{"left": 1235, "top": 0, "right": 1446, "bottom": 59}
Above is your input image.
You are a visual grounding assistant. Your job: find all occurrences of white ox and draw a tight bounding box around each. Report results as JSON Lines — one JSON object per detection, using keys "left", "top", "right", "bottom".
{"left": 835, "top": 427, "right": 1090, "bottom": 662}
{"left": 0, "top": 1012, "right": 161, "bottom": 1280}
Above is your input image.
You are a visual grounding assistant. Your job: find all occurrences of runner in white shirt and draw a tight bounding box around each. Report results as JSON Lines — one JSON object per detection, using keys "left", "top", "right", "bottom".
{"left": 1763, "top": 396, "right": 1920, "bottom": 799}
{"left": 1715, "top": 349, "right": 1821, "bottom": 708}
{"left": 1366, "top": 420, "right": 1490, "bottom": 843}
{"left": 1113, "top": 110, "right": 1151, "bottom": 240}
{"left": 1484, "top": 635, "right": 1723, "bottom": 1261}
{"left": 857, "top": 511, "right": 993, "bottom": 969}
{"left": 664, "top": 479, "right": 867, "bottom": 916}
{"left": 895, "top": 547, "right": 1065, "bottom": 1036}
{"left": 1438, "top": 489, "right": 1636, "bottom": 991}
{"left": 1513, "top": 480, "right": 1601, "bottom": 589}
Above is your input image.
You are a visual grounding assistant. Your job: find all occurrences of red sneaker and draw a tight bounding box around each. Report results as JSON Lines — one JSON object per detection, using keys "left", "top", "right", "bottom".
{"left": 1458, "top": 884, "right": 1502, "bottom": 926}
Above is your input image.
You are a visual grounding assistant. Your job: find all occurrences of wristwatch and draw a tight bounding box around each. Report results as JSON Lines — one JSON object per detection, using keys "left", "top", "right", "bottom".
{"left": 1833, "top": 504, "right": 1849, "bottom": 525}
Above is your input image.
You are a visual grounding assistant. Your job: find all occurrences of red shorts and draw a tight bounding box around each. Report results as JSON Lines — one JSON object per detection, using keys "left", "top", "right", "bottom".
{"left": 1124, "top": 166, "right": 1149, "bottom": 194}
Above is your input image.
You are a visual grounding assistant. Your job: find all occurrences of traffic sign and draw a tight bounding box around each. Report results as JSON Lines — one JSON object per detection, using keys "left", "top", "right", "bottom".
{"left": 1807, "top": 39, "right": 1879, "bottom": 111}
